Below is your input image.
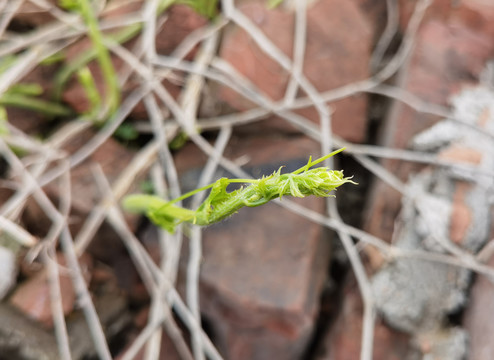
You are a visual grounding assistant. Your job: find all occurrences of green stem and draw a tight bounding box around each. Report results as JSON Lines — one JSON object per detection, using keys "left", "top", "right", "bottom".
{"left": 167, "top": 178, "right": 258, "bottom": 205}
{"left": 55, "top": 0, "right": 178, "bottom": 104}
{"left": 0, "top": 93, "right": 73, "bottom": 117}
{"left": 123, "top": 150, "right": 353, "bottom": 233}
{"left": 54, "top": 23, "right": 141, "bottom": 101}
{"left": 77, "top": 66, "right": 102, "bottom": 115}
{"left": 76, "top": 0, "right": 120, "bottom": 116}
{"left": 54, "top": 0, "right": 199, "bottom": 120}
{"left": 195, "top": 186, "right": 263, "bottom": 225}
{"left": 123, "top": 194, "right": 197, "bottom": 225}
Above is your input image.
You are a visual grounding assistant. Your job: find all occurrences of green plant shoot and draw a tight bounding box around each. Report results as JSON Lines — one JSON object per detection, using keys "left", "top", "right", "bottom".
{"left": 123, "top": 148, "right": 355, "bottom": 233}
{"left": 58, "top": 0, "right": 120, "bottom": 119}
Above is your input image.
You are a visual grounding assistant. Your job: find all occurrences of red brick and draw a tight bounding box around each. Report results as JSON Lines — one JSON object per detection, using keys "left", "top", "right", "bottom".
{"left": 317, "top": 278, "right": 410, "bottom": 360}
{"left": 218, "top": 0, "right": 372, "bottom": 143}
{"left": 14, "top": 0, "right": 57, "bottom": 27}
{"left": 10, "top": 252, "right": 92, "bottom": 328}
{"left": 175, "top": 135, "right": 331, "bottom": 359}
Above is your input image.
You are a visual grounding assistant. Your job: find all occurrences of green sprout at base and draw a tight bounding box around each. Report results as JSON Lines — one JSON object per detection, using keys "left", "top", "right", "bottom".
{"left": 123, "top": 148, "right": 356, "bottom": 233}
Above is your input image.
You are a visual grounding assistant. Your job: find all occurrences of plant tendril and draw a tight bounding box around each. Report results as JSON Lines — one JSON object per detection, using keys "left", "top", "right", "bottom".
{"left": 123, "top": 148, "right": 355, "bottom": 233}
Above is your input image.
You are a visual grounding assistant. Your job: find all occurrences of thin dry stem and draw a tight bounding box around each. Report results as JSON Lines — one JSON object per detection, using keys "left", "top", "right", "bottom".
{"left": 0, "top": 139, "right": 112, "bottom": 360}
{"left": 44, "top": 244, "right": 72, "bottom": 360}
{"left": 45, "top": 163, "right": 72, "bottom": 360}
{"left": 283, "top": 0, "right": 307, "bottom": 104}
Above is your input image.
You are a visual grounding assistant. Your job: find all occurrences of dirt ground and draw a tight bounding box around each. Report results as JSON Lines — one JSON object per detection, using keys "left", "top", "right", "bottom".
{"left": 1, "top": 1, "right": 494, "bottom": 359}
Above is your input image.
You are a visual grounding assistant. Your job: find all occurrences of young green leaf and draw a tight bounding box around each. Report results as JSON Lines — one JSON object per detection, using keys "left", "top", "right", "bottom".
{"left": 123, "top": 148, "right": 356, "bottom": 233}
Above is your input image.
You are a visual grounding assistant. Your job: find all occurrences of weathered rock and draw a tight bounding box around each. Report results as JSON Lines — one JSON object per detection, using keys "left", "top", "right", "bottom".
{"left": 67, "top": 266, "right": 131, "bottom": 360}
{"left": 0, "top": 303, "right": 60, "bottom": 360}
{"left": 317, "top": 278, "right": 410, "bottom": 360}
{"left": 9, "top": 260, "right": 130, "bottom": 359}
{"left": 371, "top": 217, "right": 470, "bottom": 333}
{"left": 413, "top": 327, "right": 468, "bottom": 360}
{"left": 399, "top": 0, "right": 494, "bottom": 39}
{"left": 10, "top": 252, "right": 92, "bottom": 328}
{"left": 218, "top": 0, "right": 372, "bottom": 143}
{"left": 364, "top": 17, "right": 494, "bottom": 243}
{"left": 410, "top": 86, "right": 494, "bottom": 252}
{"left": 463, "top": 254, "right": 494, "bottom": 360}
{"left": 195, "top": 136, "right": 329, "bottom": 360}
{"left": 370, "top": 85, "right": 494, "bottom": 359}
